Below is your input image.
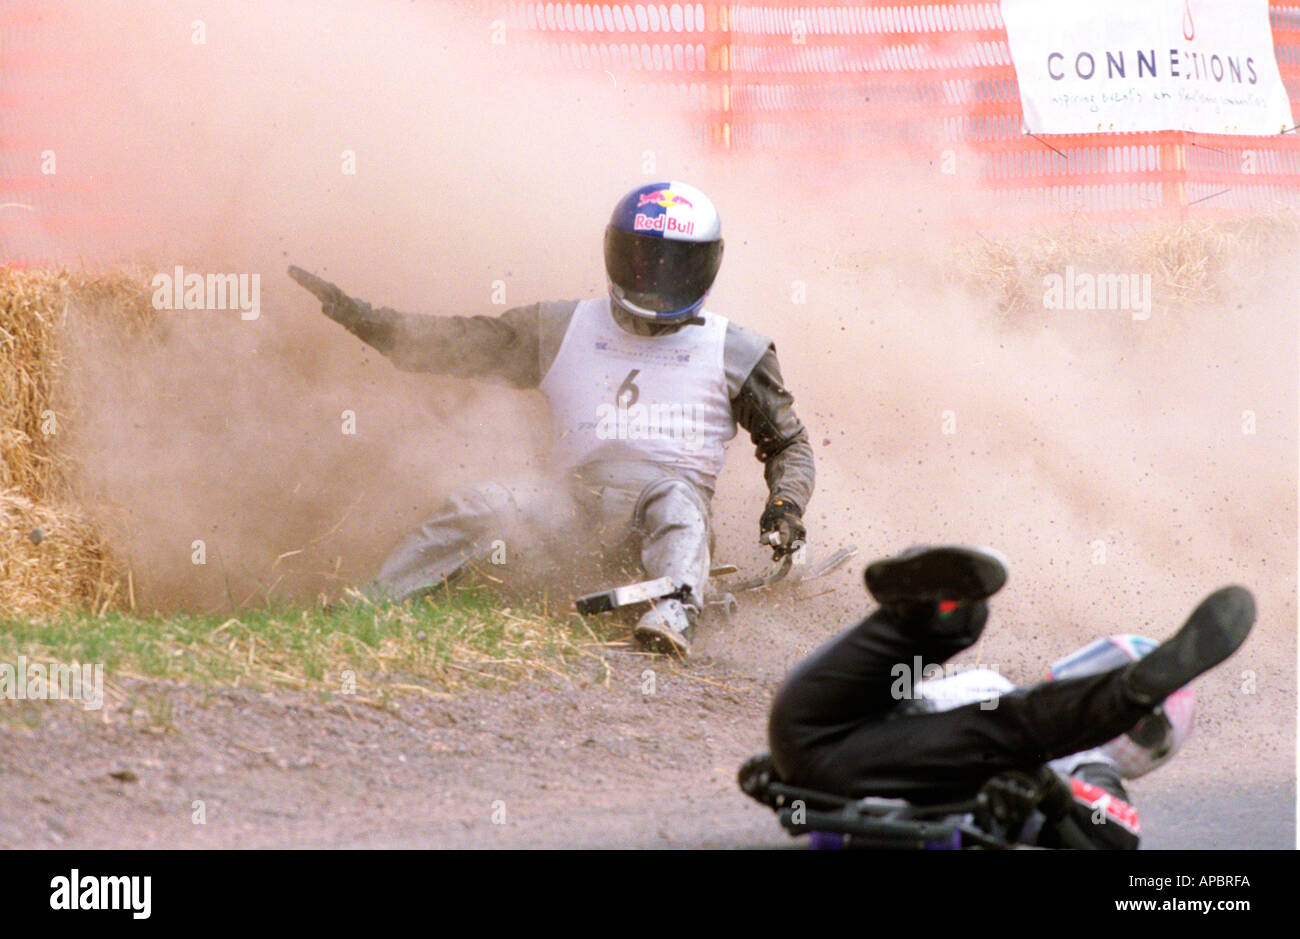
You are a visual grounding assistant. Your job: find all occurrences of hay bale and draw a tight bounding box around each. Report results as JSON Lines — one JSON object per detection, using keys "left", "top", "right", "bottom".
{"left": 0, "top": 267, "right": 153, "bottom": 615}
{"left": 0, "top": 267, "right": 63, "bottom": 497}
{"left": 0, "top": 488, "right": 121, "bottom": 616}
{"left": 0, "top": 267, "right": 155, "bottom": 497}
{"left": 953, "top": 212, "right": 1300, "bottom": 319}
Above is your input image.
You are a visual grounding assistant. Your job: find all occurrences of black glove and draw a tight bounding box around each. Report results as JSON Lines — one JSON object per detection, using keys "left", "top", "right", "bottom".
{"left": 977, "top": 766, "right": 1072, "bottom": 833}
{"left": 288, "top": 265, "right": 363, "bottom": 328}
{"left": 758, "top": 498, "right": 805, "bottom": 560}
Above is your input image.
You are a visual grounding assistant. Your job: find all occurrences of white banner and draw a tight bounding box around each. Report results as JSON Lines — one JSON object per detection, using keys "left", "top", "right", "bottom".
{"left": 1000, "top": 0, "right": 1295, "bottom": 135}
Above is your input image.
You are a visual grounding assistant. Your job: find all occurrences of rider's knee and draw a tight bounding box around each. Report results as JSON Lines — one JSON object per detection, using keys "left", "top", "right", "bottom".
{"left": 444, "top": 480, "right": 574, "bottom": 533}
{"left": 634, "top": 477, "right": 709, "bottom": 532}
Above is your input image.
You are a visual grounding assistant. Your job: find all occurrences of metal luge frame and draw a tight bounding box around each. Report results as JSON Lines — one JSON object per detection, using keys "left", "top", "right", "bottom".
{"left": 739, "top": 755, "right": 1022, "bottom": 850}
{"left": 574, "top": 544, "right": 860, "bottom": 618}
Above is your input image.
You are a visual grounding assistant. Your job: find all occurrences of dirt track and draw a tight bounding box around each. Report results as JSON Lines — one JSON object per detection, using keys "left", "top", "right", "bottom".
{"left": 2, "top": 576, "right": 1292, "bottom": 849}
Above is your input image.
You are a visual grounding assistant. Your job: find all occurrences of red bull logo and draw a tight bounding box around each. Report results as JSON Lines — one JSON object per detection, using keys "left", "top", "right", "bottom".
{"left": 634, "top": 212, "right": 695, "bottom": 236}
{"left": 636, "top": 188, "right": 694, "bottom": 210}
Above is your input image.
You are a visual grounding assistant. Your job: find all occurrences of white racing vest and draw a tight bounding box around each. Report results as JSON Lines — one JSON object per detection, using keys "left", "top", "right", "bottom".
{"left": 538, "top": 298, "right": 737, "bottom": 486}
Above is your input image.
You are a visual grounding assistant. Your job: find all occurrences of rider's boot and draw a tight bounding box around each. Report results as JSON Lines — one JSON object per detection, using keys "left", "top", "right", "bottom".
{"left": 634, "top": 597, "right": 697, "bottom": 659}
{"left": 1122, "top": 585, "right": 1255, "bottom": 707}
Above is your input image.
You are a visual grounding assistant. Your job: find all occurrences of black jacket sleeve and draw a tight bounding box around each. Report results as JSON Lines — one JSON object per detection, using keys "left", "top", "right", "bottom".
{"left": 731, "top": 346, "right": 816, "bottom": 512}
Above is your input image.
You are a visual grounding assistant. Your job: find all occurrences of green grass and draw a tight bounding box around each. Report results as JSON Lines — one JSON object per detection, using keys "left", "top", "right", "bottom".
{"left": 0, "top": 585, "right": 621, "bottom": 702}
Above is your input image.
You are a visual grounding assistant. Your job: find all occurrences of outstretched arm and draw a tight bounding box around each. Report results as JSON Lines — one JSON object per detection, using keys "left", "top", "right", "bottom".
{"left": 288, "top": 265, "right": 544, "bottom": 388}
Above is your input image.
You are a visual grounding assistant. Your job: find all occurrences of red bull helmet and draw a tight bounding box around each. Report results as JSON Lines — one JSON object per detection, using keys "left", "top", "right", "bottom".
{"left": 1049, "top": 634, "right": 1195, "bottom": 779}
{"left": 604, "top": 181, "right": 723, "bottom": 325}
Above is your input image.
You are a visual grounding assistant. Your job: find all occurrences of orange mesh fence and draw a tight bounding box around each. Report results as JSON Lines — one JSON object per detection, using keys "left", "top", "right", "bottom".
{"left": 5, "top": 3, "right": 1300, "bottom": 267}
{"left": 0, "top": 3, "right": 117, "bottom": 267}
{"left": 506, "top": 2, "right": 1300, "bottom": 218}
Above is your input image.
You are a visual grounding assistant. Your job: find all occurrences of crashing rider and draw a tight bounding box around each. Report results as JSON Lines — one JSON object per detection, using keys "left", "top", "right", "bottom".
{"left": 289, "top": 181, "right": 815, "bottom": 658}
{"left": 748, "top": 544, "right": 1255, "bottom": 848}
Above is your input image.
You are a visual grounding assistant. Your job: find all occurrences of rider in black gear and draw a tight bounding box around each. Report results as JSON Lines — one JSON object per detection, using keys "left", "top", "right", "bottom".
{"left": 762, "top": 545, "right": 1256, "bottom": 849}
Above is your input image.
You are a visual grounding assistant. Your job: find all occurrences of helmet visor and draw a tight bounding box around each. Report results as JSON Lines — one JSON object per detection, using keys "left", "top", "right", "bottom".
{"left": 604, "top": 226, "right": 723, "bottom": 316}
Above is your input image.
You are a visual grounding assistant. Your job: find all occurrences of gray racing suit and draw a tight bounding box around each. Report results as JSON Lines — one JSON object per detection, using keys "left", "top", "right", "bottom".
{"left": 310, "top": 290, "right": 815, "bottom": 605}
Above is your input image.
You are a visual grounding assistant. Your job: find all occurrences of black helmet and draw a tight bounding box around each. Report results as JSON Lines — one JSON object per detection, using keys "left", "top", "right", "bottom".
{"left": 604, "top": 181, "right": 723, "bottom": 325}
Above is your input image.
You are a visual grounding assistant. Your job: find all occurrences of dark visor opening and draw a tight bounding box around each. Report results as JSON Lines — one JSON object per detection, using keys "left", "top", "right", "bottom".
{"left": 605, "top": 226, "right": 722, "bottom": 314}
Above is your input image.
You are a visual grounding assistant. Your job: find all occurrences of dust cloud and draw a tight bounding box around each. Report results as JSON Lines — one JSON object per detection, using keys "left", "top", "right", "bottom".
{"left": 34, "top": 1, "right": 1297, "bottom": 763}
{"left": 43, "top": 0, "right": 696, "bottom": 607}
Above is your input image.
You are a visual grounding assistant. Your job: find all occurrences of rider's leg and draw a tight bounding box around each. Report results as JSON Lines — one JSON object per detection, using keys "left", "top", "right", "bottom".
{"left": 367, "top": 478, "right": 577, "bottom": 603}
{"left": 569, "top": 462, "right": 713, "bottom": 604}
{"left": 634, "top": 475, "right": 712, "bottom": 608}
{"left": 780, "top": 666, "right": 1149, "bottom": 802}
{"left": 767, "top": 601, "right": 989, "bottom": 787}
{"left": 568, "top": 462, "right": 713, "bottom": 656}
{"left": 768, "top": 544, "right": 1003, "bottom": 784}
{"left": 771, "top": 583, "right": 1255, "bottom": 803}
{"left": 630, "top": 474, "right": 713, "bottom": 657}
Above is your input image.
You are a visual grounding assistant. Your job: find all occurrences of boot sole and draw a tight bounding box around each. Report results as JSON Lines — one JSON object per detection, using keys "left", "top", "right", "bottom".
{"left": 634, "top": 622, "right": 691, "bottom": 659}
{"left": 864, "top": 545, "right": 1009, "bottom": 606}
{"left": 1126, "top": 585, "right": 1255, "bottom": 704}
